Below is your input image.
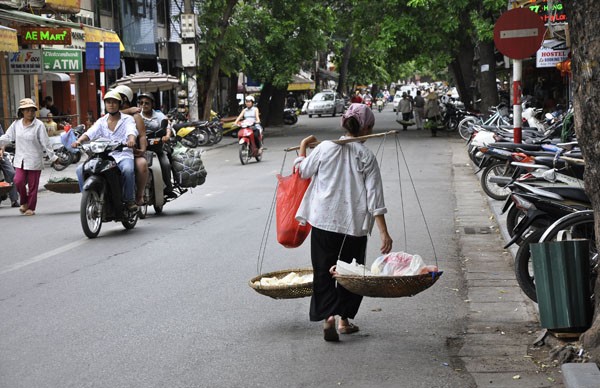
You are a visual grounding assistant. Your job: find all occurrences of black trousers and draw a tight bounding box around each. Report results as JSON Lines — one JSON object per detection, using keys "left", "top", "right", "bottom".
{"left": 309, "top": 227, "right": 367, "bottom": 322}
{"left": 147, "top": 143, "right": 173, "bottom": 191}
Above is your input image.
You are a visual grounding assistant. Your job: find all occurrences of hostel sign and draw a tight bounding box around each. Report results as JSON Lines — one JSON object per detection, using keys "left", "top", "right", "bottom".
{"left": 42, "top": 49, "right": 83, "bottom": 73}
{"left": 19, "top": 27, "right": 72, "bottom": 46}
{"left": 536, "top": 41, "right": 570, "bottom": 68}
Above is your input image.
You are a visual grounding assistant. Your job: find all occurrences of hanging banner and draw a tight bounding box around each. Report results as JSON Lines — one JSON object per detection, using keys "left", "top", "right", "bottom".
{"left": 8, "top": 49, "right": 42, "bottom": 75}
{"left": 0, "top": 26, "right": 18, "bottom": 53}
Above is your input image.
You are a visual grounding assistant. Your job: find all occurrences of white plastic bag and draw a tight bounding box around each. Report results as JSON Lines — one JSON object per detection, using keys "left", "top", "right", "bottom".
{"left": 371, "top": 252, "right": 426, "bottom": 276}
{"left": 335, "top": 259, "right": 372, "bottom": 276}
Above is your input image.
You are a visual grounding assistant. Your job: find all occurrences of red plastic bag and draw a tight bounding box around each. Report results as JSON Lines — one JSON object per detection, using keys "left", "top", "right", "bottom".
{"left": 276, "top": 170, "right": 311, "bottom": 248}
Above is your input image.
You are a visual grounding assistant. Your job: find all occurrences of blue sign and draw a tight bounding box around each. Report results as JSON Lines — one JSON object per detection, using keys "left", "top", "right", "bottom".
{"left": 85, "top": 42, "right": 120, "bottom": 70}
{"left": 85, "top": 42, "right": 99, "bottom": 69}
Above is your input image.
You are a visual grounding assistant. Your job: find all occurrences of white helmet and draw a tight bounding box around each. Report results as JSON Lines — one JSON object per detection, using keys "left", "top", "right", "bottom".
{"left": 103, "top": 90, "right": 122, "bottom": 103}
{"left": 112, "top": 85, "right": 133, "bottom": 103}
{"left": 245, "top": 95, "right": 255, "bottom": 102}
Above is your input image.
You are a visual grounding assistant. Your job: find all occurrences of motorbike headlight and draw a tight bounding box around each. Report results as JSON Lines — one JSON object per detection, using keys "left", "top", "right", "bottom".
{"left": 90, "top": 141, "right": 109, "bottom": 153}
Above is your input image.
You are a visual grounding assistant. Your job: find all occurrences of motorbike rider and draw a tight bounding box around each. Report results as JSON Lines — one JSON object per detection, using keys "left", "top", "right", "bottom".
{"left": 235, "top": 95, "right": 263, "bottom": 153}
{"left": 113, "top": 85, "right": 148, "bottom": 206}
{"left": 137, "top": 92, "right": 175, "bottom": 199}
{"left": 72, "top": 90, "right": 139, "bottom": 210}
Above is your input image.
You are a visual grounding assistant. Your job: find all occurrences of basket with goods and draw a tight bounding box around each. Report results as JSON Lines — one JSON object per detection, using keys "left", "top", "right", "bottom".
{"left": 333, "top": 254, "right": 442, "bottom": 298}
{"left": 0, "top": 181, "right": 13, "bottom": 196}
{"left": 44, "top": 177, "right": 80, "bottom": 193}
{"left": 249, "top": 268, "right": 313, "bottom": 299}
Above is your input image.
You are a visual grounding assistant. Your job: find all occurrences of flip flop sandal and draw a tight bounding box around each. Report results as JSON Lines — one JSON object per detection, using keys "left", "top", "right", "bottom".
{"left": 323, "top": 326, "right": 339, "bottom": 342}
{"left": 338, "top": 323, "right": 360, "bottom": 334}
{"left": 24, "top": 209, "right": 35, "bottom": 216}
{"left": 19, "top": 205, "right": 28, "bottom": 214}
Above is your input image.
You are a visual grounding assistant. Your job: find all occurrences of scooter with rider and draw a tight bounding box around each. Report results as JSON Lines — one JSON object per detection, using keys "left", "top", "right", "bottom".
{"left": 235, "top": 95, "right": 264, "bottom": 164}
{"left": 71, "top": 90, "right": 139, "bottom": 238}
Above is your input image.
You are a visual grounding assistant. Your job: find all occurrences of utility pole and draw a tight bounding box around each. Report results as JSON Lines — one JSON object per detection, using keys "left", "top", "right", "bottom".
{"left": 181, "top": 0, "right": 198, "bottom": 121}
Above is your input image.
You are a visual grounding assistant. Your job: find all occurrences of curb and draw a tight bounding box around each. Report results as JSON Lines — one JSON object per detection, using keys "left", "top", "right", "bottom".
{"left": 561, "top": 363, "right": 600, "bottom": 388}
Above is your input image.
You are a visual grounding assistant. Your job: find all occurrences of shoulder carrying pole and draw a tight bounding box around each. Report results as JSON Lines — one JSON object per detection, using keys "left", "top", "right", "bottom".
{"left": 284, "top": 130, "right": 399, "bottom": 152}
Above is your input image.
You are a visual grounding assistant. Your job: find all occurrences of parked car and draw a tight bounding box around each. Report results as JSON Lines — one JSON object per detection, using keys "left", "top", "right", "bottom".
{"left": 306, "top": 90, "right": 345, "bottom": 117}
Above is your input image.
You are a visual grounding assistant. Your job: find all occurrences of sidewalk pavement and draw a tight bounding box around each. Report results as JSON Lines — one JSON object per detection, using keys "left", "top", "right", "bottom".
{"left": 451, "top": 139, "right": 565, "bottom": 387}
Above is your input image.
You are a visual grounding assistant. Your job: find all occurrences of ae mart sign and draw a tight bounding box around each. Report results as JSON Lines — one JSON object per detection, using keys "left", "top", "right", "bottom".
{"left": 19, "top": 27, "right": 72, "bottom": 45}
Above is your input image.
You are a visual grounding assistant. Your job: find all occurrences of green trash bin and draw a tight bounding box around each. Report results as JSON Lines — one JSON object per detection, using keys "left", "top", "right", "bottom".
{"left": 530, "top": 239, "right": 593, "bottom": 331}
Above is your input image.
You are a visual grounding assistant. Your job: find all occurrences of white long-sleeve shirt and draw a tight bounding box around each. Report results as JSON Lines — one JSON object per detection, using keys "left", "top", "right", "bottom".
{"left": 84, "top": 113, "right": 138, "bottom": 164}
{"left": 0, "top": 118, "right": 56, "bottom": 170}
{"left": 295, "top": 138, "right": 387, "bottom": 237}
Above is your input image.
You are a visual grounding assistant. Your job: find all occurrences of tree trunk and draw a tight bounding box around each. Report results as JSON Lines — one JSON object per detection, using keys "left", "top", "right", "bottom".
{"left": 227, "top": 73, "right": 240, "bottom": 117}
{"left": 568, "top": 0, "right": 600, "bottom": 362}
{"left": 201, "top": 0, "right": 237, "bottom": 120}
{"left": 258, "top": 82, "right": 273, "bottom": 126}
{"left": 337, "top": 38, "right": 352, "bottom": 96}
{"left": 267, "top": 87, "right": 286, "bottom": 126}
{"left": 452, "top": 35, "right": 475, "bottom": 110}
{"left": 477, "top": 41, "right": 499, "bottom": 114}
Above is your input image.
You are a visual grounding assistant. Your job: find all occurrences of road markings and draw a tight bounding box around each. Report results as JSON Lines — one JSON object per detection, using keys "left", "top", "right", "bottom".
{"left": 0, "top": 239, "right": 87, "bottom": 275}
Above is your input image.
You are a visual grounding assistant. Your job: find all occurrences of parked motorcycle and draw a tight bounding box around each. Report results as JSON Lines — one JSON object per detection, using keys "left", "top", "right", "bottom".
{"left": 167, "top": 108, "right": 202, "bottom": 148}
{"left": 78, "top": 140, "right": 139, "bottom": 238}
{"left": 237, "top": 118, "right": 263, "bottom": 165}
{"left": 283, "top": 108, "right": 298, "bottom": 125}
{"left": 51, "top": 124, "right": 86, "bottom": 171}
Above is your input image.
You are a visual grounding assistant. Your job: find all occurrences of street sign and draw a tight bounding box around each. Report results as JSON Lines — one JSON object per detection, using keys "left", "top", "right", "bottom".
{"left": 494, "top": 8, "right": 545, "bottom": 60}
{"left": 8, "top": 49, "right": 42, "bottom": 74}
{"left": 42, "top": 49, "right": 83, "bottom": 73}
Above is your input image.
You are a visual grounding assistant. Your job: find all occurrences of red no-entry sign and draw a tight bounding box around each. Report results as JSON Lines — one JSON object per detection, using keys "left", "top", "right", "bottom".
{"left": 494, "top": 8, "right": 545, "bottom": 60}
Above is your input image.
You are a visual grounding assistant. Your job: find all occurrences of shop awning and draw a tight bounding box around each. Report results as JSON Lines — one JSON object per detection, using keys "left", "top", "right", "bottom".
{"left": 42, "top": 72, "right": 70, "bottom": 82}
{"left": 83, "top": 26, "right": 125, "bottom": 52}
{"left": 287, "top": 74, "right": 315, "bottom": 91}
{"left": 0, "top": 25, "right": 18, "bottom": 53}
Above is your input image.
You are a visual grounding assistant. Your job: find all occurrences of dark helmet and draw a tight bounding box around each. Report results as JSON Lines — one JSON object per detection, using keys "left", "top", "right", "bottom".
{"left": 137, "top": 93, "right": 155, "bottom": 104}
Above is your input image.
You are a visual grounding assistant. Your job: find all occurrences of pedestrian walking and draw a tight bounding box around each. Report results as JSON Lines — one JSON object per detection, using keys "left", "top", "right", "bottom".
{"left": 424, "top": 91, "right": 442, "bottom": 137}
{"left": 294, "top": 103, "right": 393, "bottom": 342}
{"left": 413, "top": 90, "right": 425, "bottom": 130}
{"left": 0, "top": 98, "right": 59, "bottom": 215}
{"left": 398, "top": 93, "right": 413, "bottom": 131}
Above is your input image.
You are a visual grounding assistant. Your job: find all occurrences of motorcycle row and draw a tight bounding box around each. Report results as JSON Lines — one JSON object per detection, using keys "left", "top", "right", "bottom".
{"left": 464, "top": 102, "right": 597, "bottom": 305}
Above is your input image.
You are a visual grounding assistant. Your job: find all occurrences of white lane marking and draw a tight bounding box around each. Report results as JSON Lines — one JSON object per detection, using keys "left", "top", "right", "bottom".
{"left": 0, "top": 239, "right": 87, "bottom": 275}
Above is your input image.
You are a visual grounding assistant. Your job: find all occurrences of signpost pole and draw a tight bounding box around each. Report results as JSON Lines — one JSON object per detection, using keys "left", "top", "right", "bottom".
{"left": 512, "top": 59, "right": 522, "bottom": 144}
{"left": 99, "top": 42, "right": 105, "bottom": 115}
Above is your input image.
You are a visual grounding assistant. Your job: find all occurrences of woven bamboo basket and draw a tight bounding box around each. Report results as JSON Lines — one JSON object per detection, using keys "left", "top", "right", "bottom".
{"left": 334, "top": 271, "right": 443, "bottom": 298}
{"left": 0, "top": 184, "right": 13, "bottom": 196}
{"left": 249, "top": 268, "right": 313, "bottom": 299}
{"left": 44, "top": 182, "right": 80, "bottom": 194}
